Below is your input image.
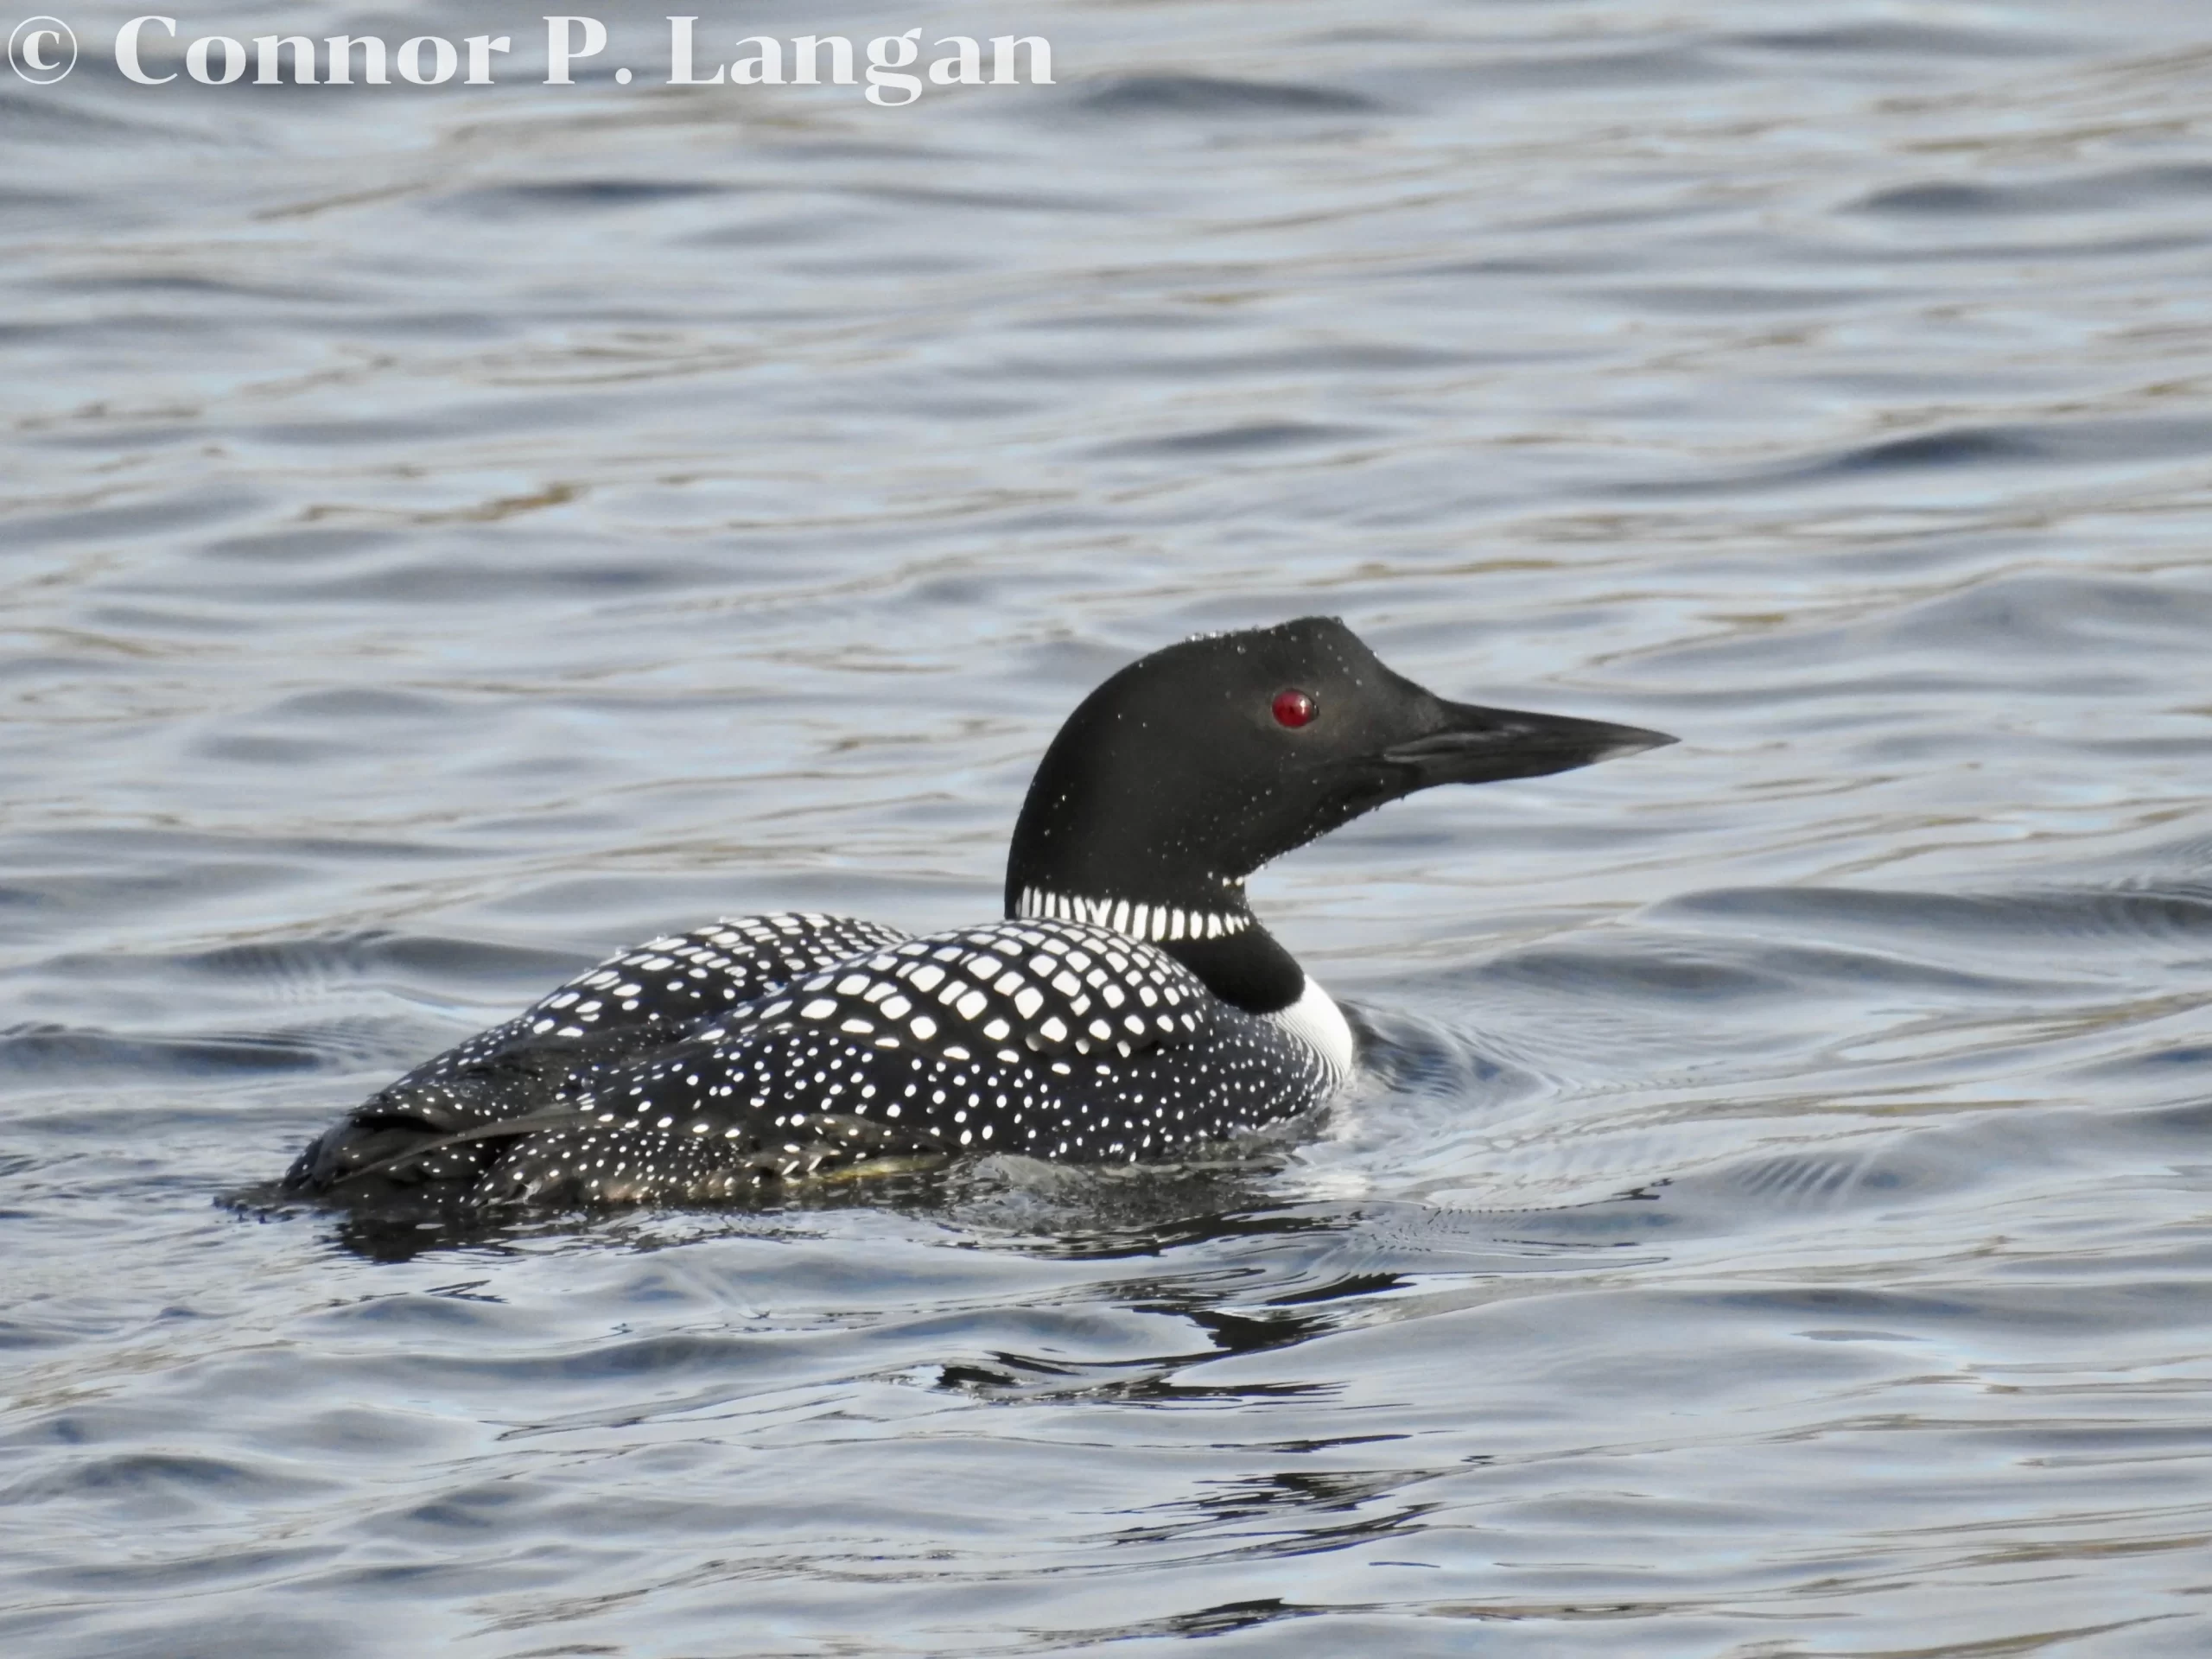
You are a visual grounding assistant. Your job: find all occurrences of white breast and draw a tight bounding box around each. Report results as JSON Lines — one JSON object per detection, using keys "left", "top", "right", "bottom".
{"left": 1266, "top": 975, "right": 1356, "bottom": 1086}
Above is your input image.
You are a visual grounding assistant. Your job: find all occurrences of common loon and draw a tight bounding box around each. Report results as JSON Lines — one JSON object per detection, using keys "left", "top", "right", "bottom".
{"left": 284, "top": 617, "right": 1670, "bottom": 1206}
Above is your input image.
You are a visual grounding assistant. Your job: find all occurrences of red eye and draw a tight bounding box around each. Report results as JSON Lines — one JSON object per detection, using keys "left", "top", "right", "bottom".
{"left": 1271, "top": 688, "right": 1316, "bottom": 728}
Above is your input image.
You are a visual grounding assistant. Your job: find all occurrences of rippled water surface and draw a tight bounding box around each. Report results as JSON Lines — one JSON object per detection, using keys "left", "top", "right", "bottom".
{"left": 7, "top": 2, "right": 2212, "bottom": 1653}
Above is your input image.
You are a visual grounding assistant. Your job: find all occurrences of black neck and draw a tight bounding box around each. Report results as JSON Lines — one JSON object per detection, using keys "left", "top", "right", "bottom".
{"left": 1157, "top": 918, "right": 1306, "bottom": 1014}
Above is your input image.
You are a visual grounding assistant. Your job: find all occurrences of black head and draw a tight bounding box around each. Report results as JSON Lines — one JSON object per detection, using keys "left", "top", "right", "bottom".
{"left": 1004, "top": 617, "right": 1672, "bottom": 1009}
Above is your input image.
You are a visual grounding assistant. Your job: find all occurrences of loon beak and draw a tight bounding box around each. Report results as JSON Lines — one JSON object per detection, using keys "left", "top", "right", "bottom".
{"left": 1378, "top": 699, "right": 1675, "bottom": 787}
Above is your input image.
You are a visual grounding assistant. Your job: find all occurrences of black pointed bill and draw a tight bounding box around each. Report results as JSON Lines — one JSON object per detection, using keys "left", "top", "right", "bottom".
{"left": 1378, "top": 701, "right": 1675, "bottom": 787}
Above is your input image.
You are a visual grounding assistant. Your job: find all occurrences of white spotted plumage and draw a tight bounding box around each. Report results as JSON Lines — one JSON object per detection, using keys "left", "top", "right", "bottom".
{"left": 291, "top": 910, "right": 1351, "bottom": 1206}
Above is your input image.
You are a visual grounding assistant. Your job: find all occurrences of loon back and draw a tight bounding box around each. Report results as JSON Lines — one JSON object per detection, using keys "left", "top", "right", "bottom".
{"left": 283, "top": 616, "right": 1670, "bottom": 1207}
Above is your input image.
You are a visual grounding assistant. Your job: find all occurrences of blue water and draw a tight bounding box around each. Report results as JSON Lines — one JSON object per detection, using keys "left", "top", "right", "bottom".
{"left": 6, "top": 2, "right": 2212, "bottom": 1653}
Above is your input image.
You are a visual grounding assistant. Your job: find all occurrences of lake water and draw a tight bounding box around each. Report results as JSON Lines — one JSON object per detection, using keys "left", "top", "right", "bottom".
{"left": 6, "top": 2, "right": 2212, "bottom": 1654}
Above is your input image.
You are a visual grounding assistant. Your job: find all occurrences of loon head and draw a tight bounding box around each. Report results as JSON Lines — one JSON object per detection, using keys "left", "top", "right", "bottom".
{"left": 1004, "top": 616, "right": 1673, "bottom": 1012}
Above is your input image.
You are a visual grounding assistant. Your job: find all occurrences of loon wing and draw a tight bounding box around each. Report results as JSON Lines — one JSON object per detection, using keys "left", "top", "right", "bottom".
{"left": 323, "top": 1103, "right": 947, "bottom": 1205}
{"left": 423, "top": 912, "right": 918, "bottom": 1115}
{"left": 448, "top": 918, "right": 1284, "bottom": 1202}
{"left": 284, "top": 913, "right": 910, "bottom": 1194}
{"left": 292, "top": 916, "right": 1317, "bottom": 1207}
